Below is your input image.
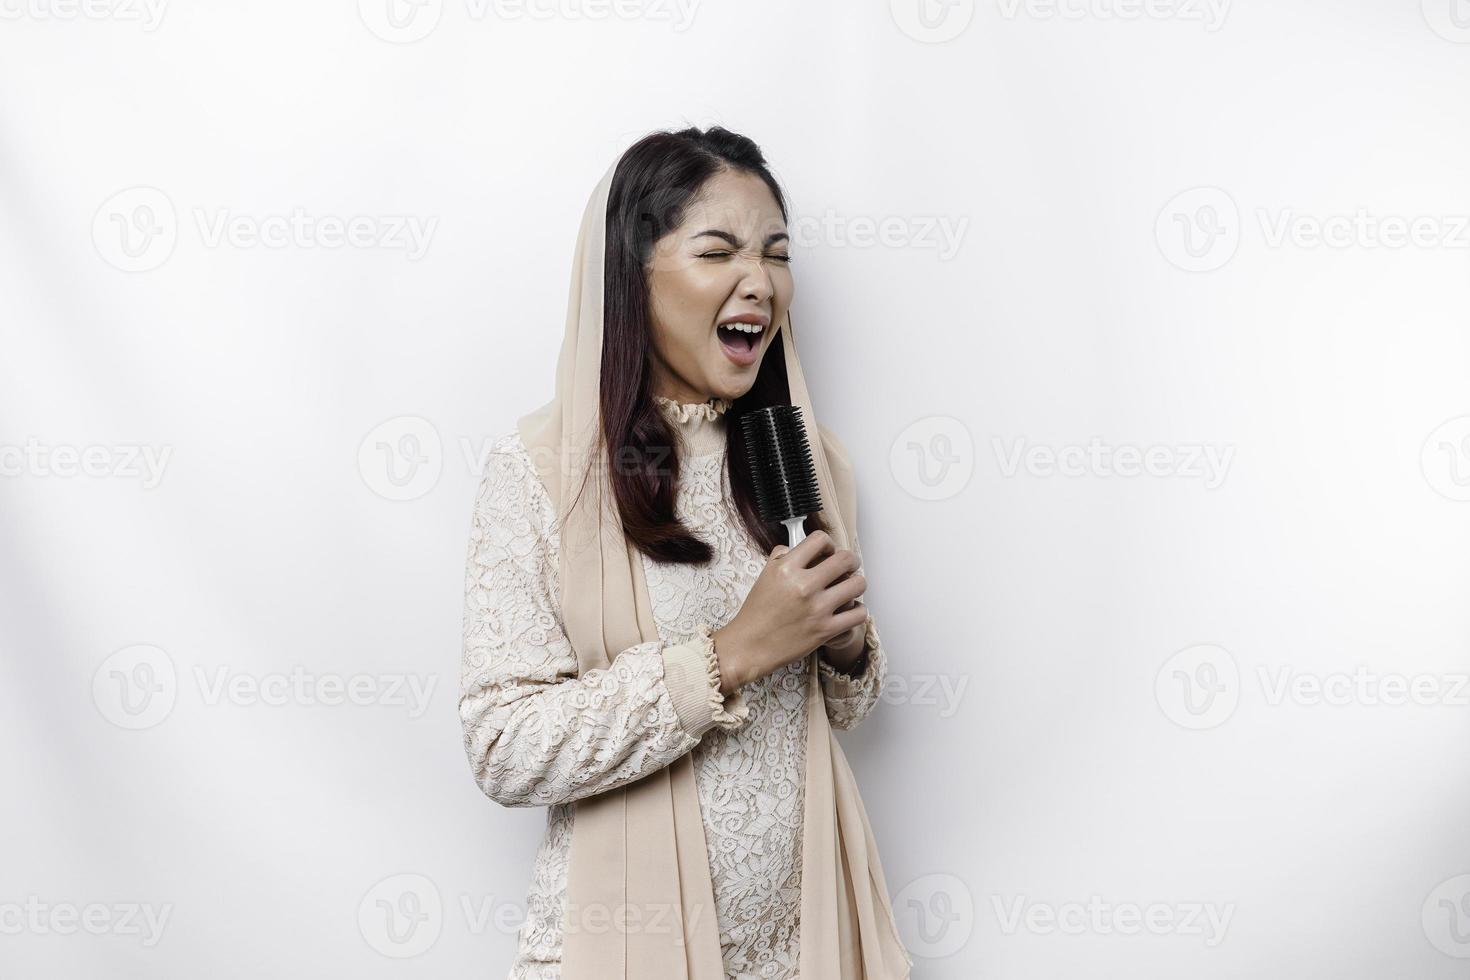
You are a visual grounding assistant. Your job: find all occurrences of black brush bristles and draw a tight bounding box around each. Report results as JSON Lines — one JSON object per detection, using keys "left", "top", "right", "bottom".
{"left": 738, "top": 405, "right": 823, "bottom": 525}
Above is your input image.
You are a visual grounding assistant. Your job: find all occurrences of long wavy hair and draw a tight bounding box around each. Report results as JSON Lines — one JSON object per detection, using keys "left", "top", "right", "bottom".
{"left": 582, "top": 125, "right": 833, "bottom": 565}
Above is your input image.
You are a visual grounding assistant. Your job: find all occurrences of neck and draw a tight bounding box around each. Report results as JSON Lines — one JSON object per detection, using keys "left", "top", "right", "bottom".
{"left": 653, "top": 394, "right": 729, "bottom": 456}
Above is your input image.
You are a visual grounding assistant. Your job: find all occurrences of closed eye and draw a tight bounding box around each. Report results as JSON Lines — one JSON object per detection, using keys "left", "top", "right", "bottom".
{"left": 698, "top": 250, "right": 793, "bottom": 263}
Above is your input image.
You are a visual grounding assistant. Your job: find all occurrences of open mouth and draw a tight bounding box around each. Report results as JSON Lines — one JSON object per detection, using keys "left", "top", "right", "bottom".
{"left": 717, "top": 323, "right": 762, "bottom": 353}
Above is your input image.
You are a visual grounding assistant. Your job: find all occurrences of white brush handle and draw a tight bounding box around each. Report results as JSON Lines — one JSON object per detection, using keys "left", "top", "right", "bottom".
{"left": 782, "top": 516, "right": 807, "bottom": 548}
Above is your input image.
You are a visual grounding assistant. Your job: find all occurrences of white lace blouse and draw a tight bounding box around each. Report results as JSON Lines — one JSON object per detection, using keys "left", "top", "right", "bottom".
{"left": 459, "top": 393, "right": 888, "bottom": 980}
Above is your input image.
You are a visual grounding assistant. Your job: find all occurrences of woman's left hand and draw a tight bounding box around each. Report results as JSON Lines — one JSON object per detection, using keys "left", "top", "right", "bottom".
{"left": 819, "top": 599, "right": 867, "bottom": 673}
{"left": 784, "top": 540, "right": 867, "bottom": 672}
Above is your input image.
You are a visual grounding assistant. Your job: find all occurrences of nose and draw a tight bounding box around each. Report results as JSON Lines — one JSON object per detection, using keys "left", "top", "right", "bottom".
{"left": 736, "top": 253, "right": 774, "bottom": 304}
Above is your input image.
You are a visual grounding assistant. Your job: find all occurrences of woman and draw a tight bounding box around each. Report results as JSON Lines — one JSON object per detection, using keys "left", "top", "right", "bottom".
{"left": 459, "top": 126, "right": 912, "bottom": 980}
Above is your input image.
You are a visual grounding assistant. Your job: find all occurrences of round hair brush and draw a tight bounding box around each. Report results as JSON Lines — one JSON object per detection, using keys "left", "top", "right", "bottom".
{"left": 738, "top": 405, "right": 822, "bottom": 547}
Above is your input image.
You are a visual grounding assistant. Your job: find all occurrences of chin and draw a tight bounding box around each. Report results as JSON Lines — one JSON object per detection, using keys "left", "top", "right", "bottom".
{"left": 709, "top": 376, "right": 754, "bottom": 403}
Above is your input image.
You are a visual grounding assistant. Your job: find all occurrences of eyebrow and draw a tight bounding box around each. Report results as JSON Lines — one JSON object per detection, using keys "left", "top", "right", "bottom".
{"left": 692, "top": 229, "right": 790, "bottom": 247}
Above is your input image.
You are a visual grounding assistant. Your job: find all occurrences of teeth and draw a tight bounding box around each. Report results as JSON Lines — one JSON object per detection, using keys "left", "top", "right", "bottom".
{"left": 720, "top": 322, "right": 764, "bottom": 334}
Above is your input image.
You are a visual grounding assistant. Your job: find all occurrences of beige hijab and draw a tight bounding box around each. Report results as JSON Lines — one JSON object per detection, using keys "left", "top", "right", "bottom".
{"left": 516, "top": 153, "right": 912, "bottom": 980}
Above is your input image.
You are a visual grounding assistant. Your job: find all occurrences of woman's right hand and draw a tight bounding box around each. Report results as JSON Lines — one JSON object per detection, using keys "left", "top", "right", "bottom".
{"left": 712, "top": 530, "right": 869, "bottom": 695}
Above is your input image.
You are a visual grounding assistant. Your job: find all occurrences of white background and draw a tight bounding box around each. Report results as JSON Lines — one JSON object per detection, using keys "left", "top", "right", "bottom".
{"left": 3, "top": 1, "right": 1470, "bottom": 977}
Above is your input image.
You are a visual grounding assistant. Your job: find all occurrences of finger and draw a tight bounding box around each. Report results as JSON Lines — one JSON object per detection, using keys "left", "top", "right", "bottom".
{"left": 787, "top": 529, "right": 834, "bottom": 568}
{"left": 823, "top": 575, "right": 866, "bottom": 612}
{"left": 810, "top": 548, "right": 862, "bottom": 588}
{"left": 827, "top": 603, "right": 868, "bottom": 636}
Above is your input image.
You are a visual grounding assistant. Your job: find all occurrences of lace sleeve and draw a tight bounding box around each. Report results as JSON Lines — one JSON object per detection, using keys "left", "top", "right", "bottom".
{"left": 459, "top": 437, "right": 749, "bottom": 809}
{"left": 817, "top": 613, "right": 886, "bottom": 730}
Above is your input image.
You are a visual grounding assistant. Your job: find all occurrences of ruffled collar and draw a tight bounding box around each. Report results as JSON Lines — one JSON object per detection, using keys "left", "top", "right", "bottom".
{"left": 652, "top": 394, "right": 731, "bottom": 423}
{"left": 652, "top": 393, "right": 729, "bottom": 457}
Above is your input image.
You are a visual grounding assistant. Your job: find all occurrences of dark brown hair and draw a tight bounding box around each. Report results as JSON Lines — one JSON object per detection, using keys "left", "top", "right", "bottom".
{"left": 579, "top": 125, "right": 832, "bottom": 565}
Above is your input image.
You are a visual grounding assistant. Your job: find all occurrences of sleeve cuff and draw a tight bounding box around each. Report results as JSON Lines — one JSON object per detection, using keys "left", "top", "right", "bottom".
{"left": 661, "top": 623, "right": 750, "bottom": 738}
{"left": 817, "top": 614, "right": 879, "bottom": 694}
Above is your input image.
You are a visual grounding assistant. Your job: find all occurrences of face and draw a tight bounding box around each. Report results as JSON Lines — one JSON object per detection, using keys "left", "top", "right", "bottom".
{"left": 644, "top": 168, "right": 793, "bottom": 405}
